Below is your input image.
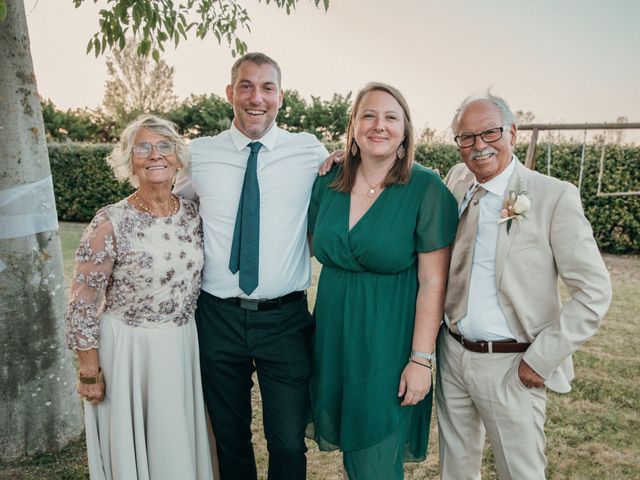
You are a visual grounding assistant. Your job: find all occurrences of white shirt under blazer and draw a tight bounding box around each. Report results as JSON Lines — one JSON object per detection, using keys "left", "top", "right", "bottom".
{"left": 174, "top": 123, "right": 329, "bottom": 299}
{"left": 453, "top": 158, "right": 517, "bottom": 341}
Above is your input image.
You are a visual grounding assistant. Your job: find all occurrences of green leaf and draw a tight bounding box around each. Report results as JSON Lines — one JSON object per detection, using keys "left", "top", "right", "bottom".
{"left": 152, "top": 48, "right": 160, "bottom": 62}
{"left": 177, "top": 22, "right": 186, "bottom": 38}
{"left": 138, "top": 38, "right": 151, "bottom": 56}
{"left": 132, "top": 4, "right": 142, "bottom": 30}
{"left": 165, "top": 21, "right": 174, "bottom": 38}
{"left": 0, "top": 0, "right": 7, "bottom": 23}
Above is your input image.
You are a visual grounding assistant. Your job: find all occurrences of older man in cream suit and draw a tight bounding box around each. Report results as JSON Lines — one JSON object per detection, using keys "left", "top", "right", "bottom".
{"left": 436, "top": 93, "right": 612, "bottom": 480}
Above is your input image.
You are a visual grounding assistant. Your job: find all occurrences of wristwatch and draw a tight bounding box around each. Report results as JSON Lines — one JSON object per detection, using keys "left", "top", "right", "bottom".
{"left": 411, "top": 350, "right": 434, "bottom": 362}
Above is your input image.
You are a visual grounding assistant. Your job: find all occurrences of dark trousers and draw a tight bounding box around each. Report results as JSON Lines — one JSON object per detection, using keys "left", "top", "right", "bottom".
{"left": 196, "top": 290, "right": 313, "bottom": 480}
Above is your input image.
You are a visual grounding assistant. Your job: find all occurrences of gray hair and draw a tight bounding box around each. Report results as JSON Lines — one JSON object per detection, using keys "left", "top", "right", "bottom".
{"left": 107, "top": 114, "right": 189, "bottom": 188}
{"left": 451, "top": 91, "right": 517, "bottom": 134}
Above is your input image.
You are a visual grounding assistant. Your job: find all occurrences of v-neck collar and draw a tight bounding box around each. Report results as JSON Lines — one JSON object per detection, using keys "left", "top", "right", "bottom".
{"left": 347, "top": 186, "right": 390, "bottom": 233}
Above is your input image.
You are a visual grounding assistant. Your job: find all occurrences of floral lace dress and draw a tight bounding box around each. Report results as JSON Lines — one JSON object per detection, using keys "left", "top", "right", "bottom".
{"left": 66, "top": 198, "right": 214, "bottom": 480}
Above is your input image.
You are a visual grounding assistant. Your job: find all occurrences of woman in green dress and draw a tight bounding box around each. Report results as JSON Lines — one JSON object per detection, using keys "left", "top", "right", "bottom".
{"left": 308, "top": 83, "right": 458, "bottom": 479}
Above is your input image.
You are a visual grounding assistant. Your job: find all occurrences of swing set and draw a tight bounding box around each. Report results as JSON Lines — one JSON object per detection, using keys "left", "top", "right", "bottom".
{"left": 518, "top": 122, "right": 640, "bottom": 197}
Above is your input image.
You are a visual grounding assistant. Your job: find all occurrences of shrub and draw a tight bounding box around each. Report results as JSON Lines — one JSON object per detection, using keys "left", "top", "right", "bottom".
{"left": 414, "top": 142, "right": 640, "bottom": 254}
{"left": 517, "top": 142, "right": 640, "bottom": 254}
{"left": 49, "top": 142, "right": 639, "bottom": 253}
{"left": 49, "top": 143, "right": 133, "bottom": 222}
{"left": 165, "top": 93, "right": 233, "bottom": 138}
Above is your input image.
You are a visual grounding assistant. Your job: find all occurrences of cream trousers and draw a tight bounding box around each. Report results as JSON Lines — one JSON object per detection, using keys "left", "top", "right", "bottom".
{"left": 435, "top": 327, "right": 547, "bottom": 480}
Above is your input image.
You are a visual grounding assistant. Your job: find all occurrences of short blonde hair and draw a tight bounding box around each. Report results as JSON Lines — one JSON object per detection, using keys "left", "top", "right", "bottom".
{"left": 107, "top": 114, "right": 189, "bottom": 188}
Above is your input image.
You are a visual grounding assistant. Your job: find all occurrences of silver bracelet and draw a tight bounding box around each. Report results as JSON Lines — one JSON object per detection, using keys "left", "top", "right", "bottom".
{"left": 411, "top": 350, "right": 434, "bottom": 362}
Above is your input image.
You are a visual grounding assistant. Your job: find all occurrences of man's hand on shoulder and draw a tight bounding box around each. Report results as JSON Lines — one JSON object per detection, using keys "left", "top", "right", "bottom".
{"left": 318, "top": 150, "right": 344, "bottom": 176}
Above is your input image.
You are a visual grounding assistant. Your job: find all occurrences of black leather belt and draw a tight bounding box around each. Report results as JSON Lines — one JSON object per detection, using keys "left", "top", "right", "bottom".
{"left": 447, "top": 327, "right": 530, "bottom": 353}
{"left": 211, "top": 291, "right": 305, "bottom": 311}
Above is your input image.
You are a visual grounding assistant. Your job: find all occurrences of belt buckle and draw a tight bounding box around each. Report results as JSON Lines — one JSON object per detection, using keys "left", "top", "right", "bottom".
{"left": 240, "top": 299, "right": 259, "bottom": 311}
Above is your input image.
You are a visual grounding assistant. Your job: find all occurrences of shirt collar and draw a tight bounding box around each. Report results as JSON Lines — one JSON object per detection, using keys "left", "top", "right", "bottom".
{"left": 473, "top": 154, "right": 518, "bottom": 197}
{"left": 230, "top": 122, "right": 279, "bottom": 152}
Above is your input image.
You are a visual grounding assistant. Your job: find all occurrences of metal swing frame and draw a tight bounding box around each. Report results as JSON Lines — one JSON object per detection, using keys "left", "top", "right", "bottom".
{"left": 519, "top": 122, "right": 640, "bottom": 197}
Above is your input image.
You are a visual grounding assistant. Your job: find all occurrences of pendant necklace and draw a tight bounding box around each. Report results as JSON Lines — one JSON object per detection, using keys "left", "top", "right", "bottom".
{"left": 360, "top": 170, "right": 383, "bottom": 198}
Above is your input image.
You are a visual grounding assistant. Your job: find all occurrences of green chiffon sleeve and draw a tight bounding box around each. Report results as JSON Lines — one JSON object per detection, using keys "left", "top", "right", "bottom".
{"left": 416, "top": 170, "right": 459, "bottom": 252}
{"left": 308, "top": 167, "right": 339, "bottom": 234}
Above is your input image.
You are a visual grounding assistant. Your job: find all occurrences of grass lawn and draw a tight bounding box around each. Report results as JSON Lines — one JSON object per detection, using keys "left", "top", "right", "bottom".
{"left": 1, "top": 222, "right": 638, "bottom": 479}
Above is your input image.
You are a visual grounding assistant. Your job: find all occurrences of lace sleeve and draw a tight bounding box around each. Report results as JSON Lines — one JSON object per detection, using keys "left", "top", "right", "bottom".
{"left": 65, "top": 210, "right": 117, "bottom": 350}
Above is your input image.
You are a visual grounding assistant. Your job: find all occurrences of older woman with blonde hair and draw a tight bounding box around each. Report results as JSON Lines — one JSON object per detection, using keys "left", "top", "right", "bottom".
{"left": 65, "top": 114, "right": 215, "bottom": 479}
{"left": 307, "top": 83, "right": 459, "bottom": 479}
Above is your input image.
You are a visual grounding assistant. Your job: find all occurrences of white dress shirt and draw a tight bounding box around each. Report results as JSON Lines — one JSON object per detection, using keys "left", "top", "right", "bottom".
{"left": 174, "top": 123, "right": 329, "bottom": 299}
{"left": 456, "top": 157, "right": 517, "bottom": 341}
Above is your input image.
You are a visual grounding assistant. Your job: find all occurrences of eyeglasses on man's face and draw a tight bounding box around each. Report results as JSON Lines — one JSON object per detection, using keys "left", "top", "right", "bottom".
{"left": 132, "top": 141, "right": 176, "bottom": 158}
{"left": 454, "top": 126, "right": 508, "bottom": 149}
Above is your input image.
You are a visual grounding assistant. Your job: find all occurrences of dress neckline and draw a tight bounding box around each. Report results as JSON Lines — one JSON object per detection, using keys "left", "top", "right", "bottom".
{"left": 347, "top": 186, "right": 390, "bottom": 233}
{"left": 123, "top": 197, "right": 182, "bottom": 219}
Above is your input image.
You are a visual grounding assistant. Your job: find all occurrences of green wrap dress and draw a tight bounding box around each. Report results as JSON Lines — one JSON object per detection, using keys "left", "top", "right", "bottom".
{"left": 308, "top": 163, "right": 458, "bottom": 479}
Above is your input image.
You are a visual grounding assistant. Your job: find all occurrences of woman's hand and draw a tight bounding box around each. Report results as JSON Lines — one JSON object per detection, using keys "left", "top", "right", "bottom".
{"left": 398, "top": 361, "right": 432, "bottom": 406}
{"left": 76, "top": 348, "right": 105, "bottom": 406}
{"left": 77, "top": 374, "right": 105, "bottom": 406}
{"left": 398, "top": 248, "right": 449, "bottom": 406}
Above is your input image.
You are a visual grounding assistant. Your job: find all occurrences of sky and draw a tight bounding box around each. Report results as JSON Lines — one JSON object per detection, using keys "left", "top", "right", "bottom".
{"left": 23, "top": 0, "right": 640, "bottom": 138}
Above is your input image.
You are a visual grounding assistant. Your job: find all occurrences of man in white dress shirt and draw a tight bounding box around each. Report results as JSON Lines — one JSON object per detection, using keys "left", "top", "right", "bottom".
{"left": 174, "top": 52, "right": 329, "bottom": 480}
{"left": 436, "top": 93, "right": 611, "bottom": 479}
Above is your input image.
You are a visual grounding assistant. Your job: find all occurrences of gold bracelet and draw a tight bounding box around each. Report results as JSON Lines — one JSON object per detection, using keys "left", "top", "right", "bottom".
{"left": 78, "top": 368, "right": 103, "bottom": 385}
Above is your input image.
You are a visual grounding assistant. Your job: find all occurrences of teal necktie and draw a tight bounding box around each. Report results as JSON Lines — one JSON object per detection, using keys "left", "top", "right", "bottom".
{"left": 229, "top": 142, "right": 262, "bottom": 295}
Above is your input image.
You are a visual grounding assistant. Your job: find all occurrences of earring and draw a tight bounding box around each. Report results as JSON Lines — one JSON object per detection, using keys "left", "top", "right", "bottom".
{"left": 397, "top": 143, "right": 406, "bottom": 160}
{"left": 350, "top": 141, "right": 358, "bottom": 157}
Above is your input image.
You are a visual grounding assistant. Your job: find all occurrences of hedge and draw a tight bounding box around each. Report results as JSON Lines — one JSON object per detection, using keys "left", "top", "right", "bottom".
{"left": 49, "top": 142, "right": 640, "bottom": 254}
{"left": 49, "top": 143, "right": 133, "bottom": 222}
{"left": 414, "top": 143, "right": 640, "bottom": 254}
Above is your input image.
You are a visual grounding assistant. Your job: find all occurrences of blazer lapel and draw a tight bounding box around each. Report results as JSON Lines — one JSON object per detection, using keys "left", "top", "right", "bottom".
{"left": 496, "top": 159, "right": 529, "bottom": 288}
{"left": 450, "top": 169, "right": 476, "bottom": 209}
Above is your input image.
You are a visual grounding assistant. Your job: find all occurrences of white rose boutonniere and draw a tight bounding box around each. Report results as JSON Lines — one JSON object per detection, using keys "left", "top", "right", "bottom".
{"left": 498, "top": 178, "right": 530, "bottom": 234}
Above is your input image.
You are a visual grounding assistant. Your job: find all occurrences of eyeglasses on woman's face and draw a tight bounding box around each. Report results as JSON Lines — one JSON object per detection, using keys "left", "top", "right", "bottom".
{"left": 132, "top": 141, "right": 176, "bottom": 158}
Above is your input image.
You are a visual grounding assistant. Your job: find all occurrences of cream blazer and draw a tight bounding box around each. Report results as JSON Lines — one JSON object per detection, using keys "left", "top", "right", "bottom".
{"left": 444, "top": 159, "right": 612, "bottom": 393}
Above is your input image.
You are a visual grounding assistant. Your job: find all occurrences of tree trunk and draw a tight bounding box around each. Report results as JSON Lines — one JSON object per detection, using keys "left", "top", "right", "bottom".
{"left": 0, "top": 1, "right": 83, "bottom": 461}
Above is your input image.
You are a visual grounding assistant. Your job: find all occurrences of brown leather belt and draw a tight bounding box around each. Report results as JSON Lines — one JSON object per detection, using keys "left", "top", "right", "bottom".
{"left": 447, "top": 327, "right": 530, "bottom": 353}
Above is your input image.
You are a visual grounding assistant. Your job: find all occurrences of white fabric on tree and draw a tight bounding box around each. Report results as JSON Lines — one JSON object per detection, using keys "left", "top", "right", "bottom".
{"left": 0, "top": 175, "right": 58, "bottom": 239}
